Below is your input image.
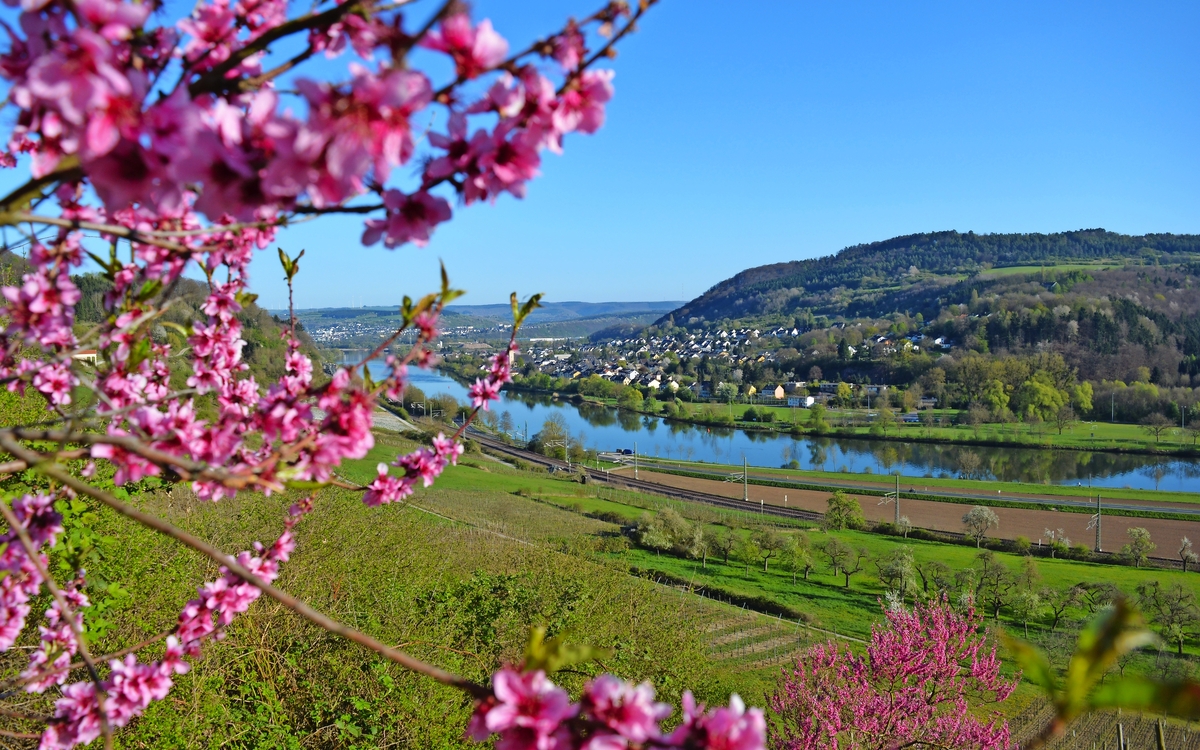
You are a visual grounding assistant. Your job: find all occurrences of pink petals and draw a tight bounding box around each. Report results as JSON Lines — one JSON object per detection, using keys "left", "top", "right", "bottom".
{"left": 362, "top": 190, "right": 452, "bottom": 248}
{"left": 362, "top": 463, "right": 412, "bottom": 506}
{"left": 770, "top": 599, "right": 1015, "bottom": 750}
{"left": 468, "top": 669, "right": 766, "bottom": 750}
{"left": 382, "top": 431, "right": 462, "bottom": 501}
{"left": 0, "top": 495, "right": 62, "bottom": 652}
{"left": 468, "top": 668, "right": 577, "bottom": 746}
{"left": 469, "top": 347, "right": 516, "bottom": 410}
{"left": 41, "top": 506, "right": 304, "bottom": 750}
{"left": 421, "top": 14, "right": 508, "bottom": 80}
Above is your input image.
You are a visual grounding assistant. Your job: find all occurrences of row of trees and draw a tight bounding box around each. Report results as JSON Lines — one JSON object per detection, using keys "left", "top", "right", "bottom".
{"left": 626, "top": 491, "right": 1200, "bottom": 655}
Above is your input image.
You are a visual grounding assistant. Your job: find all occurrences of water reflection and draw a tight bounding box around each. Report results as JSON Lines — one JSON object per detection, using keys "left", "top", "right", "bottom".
{"left": 345, "top": 355, "right": 1200, "bottom": 492}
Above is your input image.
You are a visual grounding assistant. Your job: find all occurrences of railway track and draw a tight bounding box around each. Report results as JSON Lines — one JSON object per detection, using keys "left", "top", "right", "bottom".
{"left": 468, "top": 431, "right": 823, "bottom": 523}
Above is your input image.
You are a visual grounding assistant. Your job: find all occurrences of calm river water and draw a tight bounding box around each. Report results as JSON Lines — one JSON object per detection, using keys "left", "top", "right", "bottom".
{"left": 349, "top": 356, "right": 1200, "bottom": 493}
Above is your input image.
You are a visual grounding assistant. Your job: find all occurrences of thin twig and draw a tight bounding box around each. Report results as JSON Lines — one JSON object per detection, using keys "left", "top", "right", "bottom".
{"left": 0, "top": 728, "right": 41, "bottom": 739}
{"left": 0, "top": 705, "right": 51, "bottom": 722}
{"left": 4, "top": 213, "right": 192, "bottom": 254}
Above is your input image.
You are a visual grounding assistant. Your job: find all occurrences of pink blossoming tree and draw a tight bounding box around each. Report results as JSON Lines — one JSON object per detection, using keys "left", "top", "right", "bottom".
{"left": 769, "top": 599, "right": 1017, "bottom": 750}
{"left": 0, "top": 0, "right": 770, "bottom": 746}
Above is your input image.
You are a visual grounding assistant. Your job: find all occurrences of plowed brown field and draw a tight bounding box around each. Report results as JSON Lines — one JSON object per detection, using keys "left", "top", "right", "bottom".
{"left": 632, "top": 469, "right": 1200, "bottom": 555}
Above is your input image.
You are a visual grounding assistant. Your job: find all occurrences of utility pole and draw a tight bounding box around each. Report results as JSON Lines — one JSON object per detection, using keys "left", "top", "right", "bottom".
{"left": 743, "top": 457, "right": 748, "bottom": 502}
{"left": 895, "top": 473, "right": 900, "bottom": 525}
{"left": 1096, "top": 495, "right": 1102, "bottom": 552}
{"left": 634, "top": 442, "right": 638, "bottom": 480}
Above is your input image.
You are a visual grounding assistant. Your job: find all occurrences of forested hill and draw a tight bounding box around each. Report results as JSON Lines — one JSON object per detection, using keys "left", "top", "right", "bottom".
{"left": 660, "top": 229, "right": 1200, "bottom": 326}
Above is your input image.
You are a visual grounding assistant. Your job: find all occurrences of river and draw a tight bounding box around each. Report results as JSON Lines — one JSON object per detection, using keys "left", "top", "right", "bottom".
{"left": 348, "top": 356, "right": 1200, "bottom": 493}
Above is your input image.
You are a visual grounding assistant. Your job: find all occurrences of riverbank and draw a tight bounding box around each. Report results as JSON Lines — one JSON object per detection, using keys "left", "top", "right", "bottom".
{"left": 426, "top": 363, "right": 1200, "bottom": 492}
{"left": 485, "top": 375, "right": 1200, "bottom": 459}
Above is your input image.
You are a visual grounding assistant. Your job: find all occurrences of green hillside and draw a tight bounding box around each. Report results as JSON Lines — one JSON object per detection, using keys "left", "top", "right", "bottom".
{"left": 660, "top": 229, "right": 1200, "bottom": 325}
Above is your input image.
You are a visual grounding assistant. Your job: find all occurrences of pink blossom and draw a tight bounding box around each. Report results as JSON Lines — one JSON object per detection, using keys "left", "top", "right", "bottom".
{"left": 299, "top": 66, "right": 432, "bottom": 205}
{"left": 75, "top": 0, "right": 151, "bottom": 41}
{"left": 770, "top": 599, "right": 1014, "bottom": 750}
{"left": 414, "top": 310, "right": 439, "bottom": 340}
{"left": 23, "top": 583, "right": 89, "bottom": 694}
{"left": 475, "top": 125, "right": 541, "bottom": 200}
{"left": 467, "top": 75, "right": 526, "bottom": 118}
{"left": 33, "top": 360, "right": 74, "bottom": 405}
{"left": 177, "top": 0, "right": 238, "bottom": 70}
{"left": 310, "top": 10, "right": 394, "bottom": 59}
{"left": 2, "top": 267, "right": 81, "bottom": 348}
{"left": 468, "top": 377, "right": 502, "bottom": 410}
{"left": 553, "top": 70, "right": 615, "bottom": 137}
{"left": 21, "top": 29, "right": 132, "bottom": 129}
{"left": 383, "top": 355, "right": 407, "bottom": 401}
{"left": 421, "top": 14, "right": 508, "bottom": 80}
{"left": 581, "top": 674, "right": 670, "bottom": 746}
{"left": 394, "top": 447, "right": 446, "bottom": 488}
{"left": 550, "top": 23, "right": 586, "bottom": 71}
{"left": 40, "top": 681, "right": 104, "bottom": 749}
{"left": 432, "top": 433, "right": 463, "bottom": 465}
{"left": 362, "top": 189, "right": 452, "bottom": 248}
{"left": 468, "top": 668, "right": 577, "bottom": 747}
{"left": 667, "top": 692, "right": 766, "bottom": 750}
{"left": 0, "top": 494, "right": 61, "bottom": 652}
{"left": 90, "top": 429, "right": 162, "bottom": 486}
{"left": 362, "top": 463, "right": 413, "bottom": 506}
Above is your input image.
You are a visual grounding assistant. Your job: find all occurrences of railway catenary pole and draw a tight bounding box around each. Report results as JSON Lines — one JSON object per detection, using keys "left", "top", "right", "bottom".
{"left": 895, "top": 473, "right": 900, "bottom": 525}
{"left": 1096, "top": 494, "right": 1102, "bottom": 552}
{"left": 743, "top": 457, "right": 748, "bottom": 502}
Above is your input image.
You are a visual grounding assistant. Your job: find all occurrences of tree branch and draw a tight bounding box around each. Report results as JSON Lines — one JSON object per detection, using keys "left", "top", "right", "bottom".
{"left": 0, "top": 438, "right": 490, "bottom": 700}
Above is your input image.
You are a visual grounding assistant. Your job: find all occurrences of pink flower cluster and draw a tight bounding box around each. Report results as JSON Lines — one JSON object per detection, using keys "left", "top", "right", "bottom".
{"left": 0, "top": 240, "right": 81, "bottom": 405}
{"left": 362, "top": 432, "right": 464, "bottom": 507}
{"left": 37, "top": 501, "right": 311, "bottom": 749}
{"left": 769, "top": 599, "right": 1015, "bottom": 750}
{"left": 1, "top": 0, "right": 617, "bottom": 252}
{"left": 469, "top": 343, "right": 519, "bottom": 410}
{"left": 22, "top": 581, "right": 89, "bottom": 694}
{"left": 39, "top": 637, "right": 191, "bottom": 750}
{"left": 360, "top": 11, "right": 617, "bottom": 248}
{"left": 467, "top": 667, "right": 765, "bottom": 750}
{"left": 0, "top": 494, "right": 63, "bottom": 651}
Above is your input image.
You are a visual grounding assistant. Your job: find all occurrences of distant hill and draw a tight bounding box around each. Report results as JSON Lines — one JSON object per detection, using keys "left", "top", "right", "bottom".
{"left": 658, "top": 229, "right": 1200, "bottom": 326}
{"left": 287, "top": 301, "right": 682, "bottom": 325}
{"left": 286, "top": 301, "right": 684, "bottom": 347}
{"left": 447, "top": 300, "right": 685, "bottom": 325}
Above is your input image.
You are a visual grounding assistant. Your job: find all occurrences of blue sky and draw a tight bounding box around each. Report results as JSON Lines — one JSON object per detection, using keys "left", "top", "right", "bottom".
{"left": 261, "top": 0, "right": 1198, "bottom": 309}
{"left": 6, "top": 1, "right": 1199, "bottom": 309}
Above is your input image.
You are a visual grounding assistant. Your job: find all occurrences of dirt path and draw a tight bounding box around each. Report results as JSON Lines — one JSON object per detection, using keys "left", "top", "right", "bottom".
{"left": 627, "top": 460, "right": 1200, "bottom": 513}
{"left": 633, "top": 469, "right": 1200, "bottom": 555}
